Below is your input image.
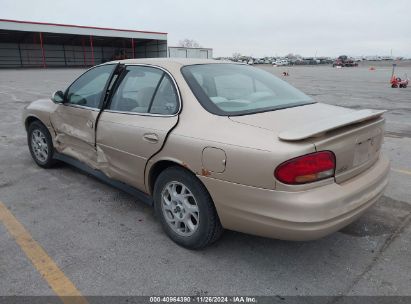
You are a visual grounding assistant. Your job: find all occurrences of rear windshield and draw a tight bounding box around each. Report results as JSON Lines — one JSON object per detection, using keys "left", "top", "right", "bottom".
{"left": 181, "top": 63, "right": 314, "bottom": 116}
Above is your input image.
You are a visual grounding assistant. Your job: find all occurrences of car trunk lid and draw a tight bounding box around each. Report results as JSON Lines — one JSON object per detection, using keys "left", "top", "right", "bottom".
{"left": 278, "top": 109, "right": 386, "bottom": 141}
{"left": 229, "top": 103, "right": 386, "bottom": 183}
{"left": 310, "top": 116, "right": 384, "bottom": 183}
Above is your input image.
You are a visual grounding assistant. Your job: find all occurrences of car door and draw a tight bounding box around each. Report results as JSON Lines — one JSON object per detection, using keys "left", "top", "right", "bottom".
{"left": 96, "top": 65, "right": 180, "bottom": 190}
{"left": 50, "top": 64, "right": 117, "bottom": 166}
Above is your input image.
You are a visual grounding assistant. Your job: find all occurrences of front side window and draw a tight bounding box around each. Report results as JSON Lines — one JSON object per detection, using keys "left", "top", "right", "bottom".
{"left": 109, "top": 66, "right": 179, "bottom": 115}
{"left": 66, "top": 65, "right": 114, "bottom": 108}
{"left": 181, "top": 64, "right": 313, "bottom": 116}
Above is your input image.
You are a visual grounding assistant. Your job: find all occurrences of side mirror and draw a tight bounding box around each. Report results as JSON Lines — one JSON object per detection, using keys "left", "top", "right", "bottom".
{"left": 51, "top": 91, "right": 64, "bottom": 103}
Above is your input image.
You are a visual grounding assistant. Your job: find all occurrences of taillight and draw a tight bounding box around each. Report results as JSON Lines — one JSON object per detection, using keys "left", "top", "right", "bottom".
{"left": 274, "top": 151, "right": 335, "bottom": 184}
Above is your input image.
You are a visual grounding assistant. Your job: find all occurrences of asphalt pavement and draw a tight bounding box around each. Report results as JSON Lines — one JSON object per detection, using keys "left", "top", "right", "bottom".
{"left": 0, "top": 63, "right": 410, "bottom": 298}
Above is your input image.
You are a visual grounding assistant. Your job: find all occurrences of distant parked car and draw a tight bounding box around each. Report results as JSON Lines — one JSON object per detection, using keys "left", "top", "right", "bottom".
{"left": 333, "top": 55, "right": 358, "bottom": 67}
{"left": 273, "top": 59, "right": 289, "bottom": 66}
{"left": 23, "top": 59, "right": 390, "bottom": 249}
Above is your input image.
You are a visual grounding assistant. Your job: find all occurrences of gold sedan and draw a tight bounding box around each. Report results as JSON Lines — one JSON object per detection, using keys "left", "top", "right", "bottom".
{"left": 23, "top": 59, "right": 390, "bottom": 248}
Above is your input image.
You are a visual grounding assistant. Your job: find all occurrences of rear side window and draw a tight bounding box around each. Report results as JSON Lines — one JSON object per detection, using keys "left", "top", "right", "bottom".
{"left": 109, "top": 66, "right": 179, "bottom": 115}
{"left": 149, "top": 76, "right": 179, "bottom": 115}
{"left": 109, "top": 66, "right": 162, "bottom": 113}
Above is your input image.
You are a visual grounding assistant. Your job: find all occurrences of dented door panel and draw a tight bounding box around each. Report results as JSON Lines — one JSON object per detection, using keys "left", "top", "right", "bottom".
{"left": 49, "top": 64, "right": 118, "bottom": 168}
{"left": 96, "top": 112, "right": 178, "bottom": 190}
{"left": 50, "top": 105, "right": 100, "bottom": 167}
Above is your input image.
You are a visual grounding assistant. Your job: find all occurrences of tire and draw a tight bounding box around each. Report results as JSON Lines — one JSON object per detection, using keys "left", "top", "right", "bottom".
{"left": 154, "top": 166, "right": 223, "bottom": 249}
{"left": 28, "top": 121, "right": 56, "bottom": 168}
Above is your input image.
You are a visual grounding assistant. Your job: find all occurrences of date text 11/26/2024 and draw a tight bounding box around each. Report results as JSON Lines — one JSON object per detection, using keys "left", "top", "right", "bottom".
{"left": 149, "top": 296, "right": 257, "bottom": 303}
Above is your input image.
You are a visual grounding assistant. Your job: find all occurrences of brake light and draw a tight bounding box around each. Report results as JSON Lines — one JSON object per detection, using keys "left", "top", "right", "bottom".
{"left": 274, "top": 151, "right": 335, "bottom": 184}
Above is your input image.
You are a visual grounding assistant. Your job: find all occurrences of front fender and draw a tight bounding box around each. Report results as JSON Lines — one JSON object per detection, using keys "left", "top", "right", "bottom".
{"left": 23, "top": 99, "right": 58, "bottom": 131}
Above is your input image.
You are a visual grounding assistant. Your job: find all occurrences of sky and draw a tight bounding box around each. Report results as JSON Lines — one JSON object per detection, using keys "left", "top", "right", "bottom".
{"left": 2, "top": 0, "right": 411, "bottom": 58}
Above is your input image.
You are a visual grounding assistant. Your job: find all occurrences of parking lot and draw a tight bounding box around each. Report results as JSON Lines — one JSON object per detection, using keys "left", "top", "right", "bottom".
{"left": 1, "top": 63, "right": 411, "bottom": 298}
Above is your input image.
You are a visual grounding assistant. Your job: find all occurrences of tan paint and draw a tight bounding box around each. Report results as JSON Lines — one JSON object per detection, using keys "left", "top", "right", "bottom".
{"left": 315, "top": 118, "right": 384, "bottom": 183}
{"left": 23, "top": 98, "right": 58, "bottom": 140}
{"left": 278, "top": 109, "right": 386, "bottom": 141}
{"left": 50, "top": 104, "right": 100, "bottom": 168}
{"left": 96, "top": 111, "right": 178, "bottom": 190}
{"left": 228, "top": 103, "right": 386, "bottom": 188}
{"left": 202, "top": 147, "right": 227, "bottom": 173}
{"left": 199, "top": 155, "right": 389, "bottom": 240}
{"left": 23, "top": 58, "right": 391, "bottom": 241}
{"left": 147, "top": 65, "right": 316, "bottom": 190}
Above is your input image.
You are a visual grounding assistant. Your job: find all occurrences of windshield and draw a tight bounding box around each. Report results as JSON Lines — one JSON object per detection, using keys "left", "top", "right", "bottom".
{"left": 181, "top": 63, "right": 314, "bottom": 116}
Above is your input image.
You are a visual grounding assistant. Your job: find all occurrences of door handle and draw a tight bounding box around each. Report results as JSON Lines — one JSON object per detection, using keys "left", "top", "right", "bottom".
{"left": 143, "top": 133, "right": 159, "bottom": 143}
{"left": 87, "top": 120, "right": 94, "bottom": 129}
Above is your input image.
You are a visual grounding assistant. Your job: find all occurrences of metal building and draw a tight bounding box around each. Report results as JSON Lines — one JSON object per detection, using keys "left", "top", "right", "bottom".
{"left": 0, "top": 19, "right": 168, "bottom": 68}
{"left": 168, "top": 47, "right": 213, "bottom": 59}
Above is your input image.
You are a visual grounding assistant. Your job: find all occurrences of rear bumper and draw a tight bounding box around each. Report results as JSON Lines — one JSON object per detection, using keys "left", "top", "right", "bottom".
{"left": 199, "top": 155, "right": 390, "bottom": 240}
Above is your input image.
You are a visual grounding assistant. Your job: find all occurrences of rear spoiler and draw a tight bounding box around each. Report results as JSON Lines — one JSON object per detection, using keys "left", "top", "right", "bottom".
{"left": 279, "top": 109, "right": 386, "bottom": 141}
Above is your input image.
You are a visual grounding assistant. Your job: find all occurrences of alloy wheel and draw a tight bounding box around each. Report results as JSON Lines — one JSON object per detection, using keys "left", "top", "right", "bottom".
{"left": 31, "top": 129, "right": 48, "bottom": 163}
{"left": 161, "top": 181, "right": 200, "bottom": 236}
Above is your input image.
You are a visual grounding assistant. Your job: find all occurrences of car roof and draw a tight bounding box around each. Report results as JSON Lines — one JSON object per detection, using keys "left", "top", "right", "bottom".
{"left": 103, "top": 58, "right": 234, "bottom": 71}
